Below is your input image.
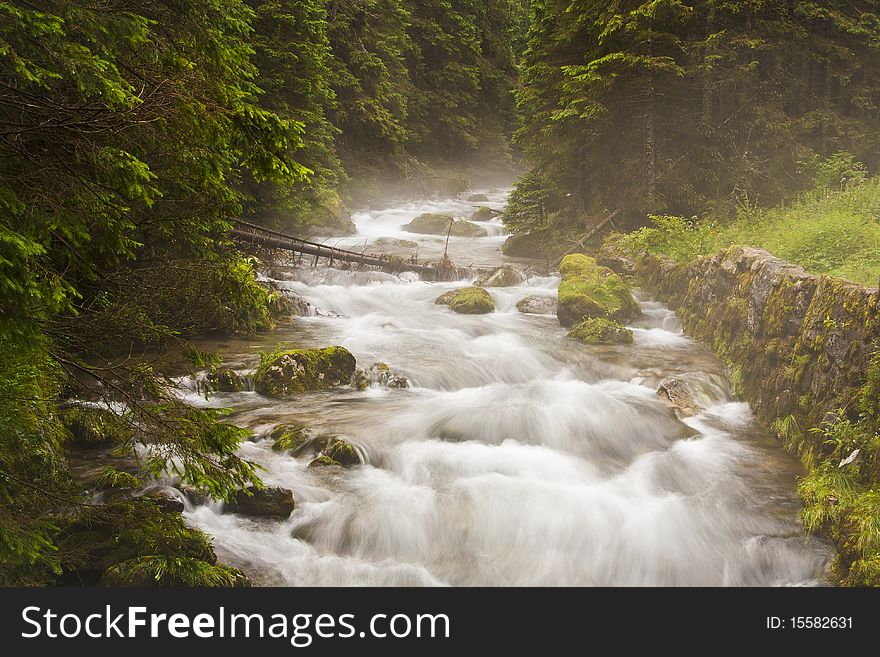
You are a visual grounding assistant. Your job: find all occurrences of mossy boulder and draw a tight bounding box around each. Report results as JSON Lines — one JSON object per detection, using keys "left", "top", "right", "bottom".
{"left": 434, "top": 290, "right": 459, "bottom": 305}
{"left": 253, "top": 346, "right": 357, "bottom": 397}
{"left": 516, "top": 295, "right": 557, "bottom": 315}
{"left": 402, "top": 213, "right": 488, "bottom": 237}
{"left": 567, "top": 317, "right": 634, "bottom": 345}
{"left": 205, "top": 367, "right": 245, "bottom": 393}
{"left": 307, "top": 438, "right": 362, "bottom": 468}
{"left": 435, "top": 287, "right": 495, "bottom": 314}
{"left": 557, "top": 254, "right": 641, "bottom": 327}
{"left": 223, "top": 486, "right": 296, "bottom": 519}
{"left": 476, "top": 265, "right": 522, "bottom": 287}
{"left": 502, "top": 232, "right": 562, "bottom": 259}
{"left": 470, "top": 206, "right": 497, "bottom": 222}
{"left": 325, "top": 439, "right": 362, "bottom": 467}
{"left": 62, "top": 406, "right": 132, "bottom": 448}
{"left": 270, "top": 425, "right": 311, "bottom": 453}
{"left": 467, "top": 193, "right": 490, "bottom": 202}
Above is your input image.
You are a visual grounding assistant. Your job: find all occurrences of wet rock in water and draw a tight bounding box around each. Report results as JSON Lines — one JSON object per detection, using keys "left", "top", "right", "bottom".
{"left": 502, "top": 232, "right": 563, "bottom": 259}
{"left": 62, "top": 406, "right": 132, "bottom": 448}
{"left": 435, "top": 287, "right": 495, "bottom": 314}
{"left": 285, "top": 292, "right": 313, "bottom": 317}
{"left": 140, "top": 487, "right": 186, "bottom": 514}
{"left": 657, "top": 378, "right": 703, "bottom": 418}
{"left": 434, "top": 290, "right": 459, "bottom": 305}
{"left": 205, "top": 367, "right": 245, "bottom": 393}
{"left": 402, "top": 213, "right": 488, "bottom": 237}
{"left": 353, "top": 362, "right": 408, "bottom": 390}
{"left": 371, "top": 237, "right": 418, "bottom": 249}
{"left": 567, "top": 317, "right": 633, "bottom": 345}
{"left": 224, "top": 486, "right": 296, "bottom": 519}
{"left": 308, "top": 455, "right": 342, "bottom": 468}
{"left": 324, "top": 439, "right": 362, "bottom": 467}
{"left": 271, "top": 425, "right": 311, "bottom": 453}
{"left": 253, "top": 346, "right": 357, "bottom": 397}
{"left": 556, "top": 254, "right": 640, "bottom": 327}
{"left": 466, "top": 193, "right": 490, "bottom": 202}
{"left": 516, "top": 295, "right": 558, "bottom": 315}
{"left": 470, "top": 206, "right": 497, "bottom": 222}
{"left": 476, "top": 265, "right": 522, "bottom": 288}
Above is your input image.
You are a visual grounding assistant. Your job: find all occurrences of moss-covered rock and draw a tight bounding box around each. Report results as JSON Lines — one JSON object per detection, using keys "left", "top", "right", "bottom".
{"left": 205, "top": 367, "right": 245, "bottom": 393}
{"left": 434, "top": 290, "right": 459, "bottom": 305}
{"left": 467, "top": 193, "right": 490, "bottom": 202}
{"left": 325, "top": 439, "right": 362, "bottom": 467}
{"left": 62, "top": 406, "right": 132, "bottom": 448}
{"left": 470, "top": 206, "right": 497, "bottom": 222}
{"left": 567, "top": 317, "right": 634, "bottom": 345}
{"left": 502, "top": 232, "right": 562, "bottom": 259}
{"left": 271, "top": 425, "right": 311, "bottom": 453}
{"left": 557, "top": 254, "right": 641, "bottom": 327}
{"left": 402, "top": 213, "right": 487, "bottom": 237}
{"left": 435, "top": 287, "right": 495, "bottom": 314}
{"left": 253, "top": 346, "right": 357, "bottom": 397}
{"left": 476, "top": 265, "right": 522, "bottom": 287}
{"left": 223, "top": 486, "right": 296, "bottom": 519}
{"left": 516, "top": 295, "right": 558, "bottom": 315}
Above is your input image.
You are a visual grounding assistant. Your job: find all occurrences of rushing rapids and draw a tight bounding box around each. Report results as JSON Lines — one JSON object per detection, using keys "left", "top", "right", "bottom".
{"left": 179, "top": 190, "right": 832, "bottom": 586}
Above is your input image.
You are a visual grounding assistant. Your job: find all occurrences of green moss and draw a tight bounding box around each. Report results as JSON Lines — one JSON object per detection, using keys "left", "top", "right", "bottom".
{"left": 444, "top": 287, "right": 495, "bottom": 314}
{"left": 557, "top": 254, "right": 640, "bottom": 326}
{"left": 253, "top": 346, "right": 357, "bottom": 397}
{"left": 271, "top": 425, "right": 310, "bottom": 452}
{"left": 206, "top": 367, "right": 245, "bottom": 393}
{"left": 567, "top": 318, "right": 634, "bottom": 345}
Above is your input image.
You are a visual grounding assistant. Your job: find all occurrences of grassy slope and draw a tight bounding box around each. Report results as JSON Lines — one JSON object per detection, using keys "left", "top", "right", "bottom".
{"left": 621, "top": 178, "right": 880, "bottom": 287}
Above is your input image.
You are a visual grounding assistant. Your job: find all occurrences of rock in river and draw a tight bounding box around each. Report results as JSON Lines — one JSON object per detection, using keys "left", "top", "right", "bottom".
{"left": 567, "top": 317, "right": 633, "bottom": 345}
{"left": 516, "top": 295, "right": 558, "bottom": 315}
{"left": 656, "top": 377, "right": 703, "bottom": 418}
{"left": 435, "top": 287, "right": 495, "bottom": 314}
{"left": 476, "top": 265, "right": 522, "bottom": 287}
{"left": 402, "top": 213, "right": 487, "bottom": 237}
{"left": 253, "top": 346, "right": 357, "bottom": 397}
{"left": 556, "top": 254, "right": 640, "bottom": 327}
{"left": 224, "top": 486, "right": 296, "bottom": 519}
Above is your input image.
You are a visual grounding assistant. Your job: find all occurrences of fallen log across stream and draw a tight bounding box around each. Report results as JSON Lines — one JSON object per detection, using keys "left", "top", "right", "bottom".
{"left": 231, "top": 219, "right": 473, "bottom": 281}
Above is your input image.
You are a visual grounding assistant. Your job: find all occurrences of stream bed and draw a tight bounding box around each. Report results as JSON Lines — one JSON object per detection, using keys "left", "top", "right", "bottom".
{"left": 180, "top": 189, "right": 832, "bottom": 586}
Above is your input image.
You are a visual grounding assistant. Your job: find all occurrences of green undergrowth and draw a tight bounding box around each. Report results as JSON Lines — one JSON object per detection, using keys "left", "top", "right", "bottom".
{"left": 618, "top": 170, "right": 880, "bottom": 287}
{"left": 782, "top": 352, "right": 880, "bottom": 586}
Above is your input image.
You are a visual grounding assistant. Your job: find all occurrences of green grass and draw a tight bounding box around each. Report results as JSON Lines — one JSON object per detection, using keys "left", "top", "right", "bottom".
{"left": 619, "top": 178, "right": 880, "bottom": 286}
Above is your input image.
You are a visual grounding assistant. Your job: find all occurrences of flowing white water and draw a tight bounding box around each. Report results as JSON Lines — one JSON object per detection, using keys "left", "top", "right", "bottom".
{"left": 182, "top": 189, "right": 832, "bottom": 586}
